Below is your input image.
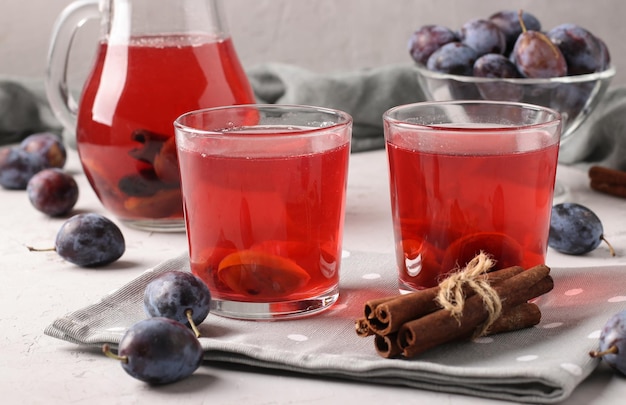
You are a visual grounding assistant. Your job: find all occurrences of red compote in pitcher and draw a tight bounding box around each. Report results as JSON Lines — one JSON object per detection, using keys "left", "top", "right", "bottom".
{"left": 46, "top": 0, "right": 255, "bottom": 231}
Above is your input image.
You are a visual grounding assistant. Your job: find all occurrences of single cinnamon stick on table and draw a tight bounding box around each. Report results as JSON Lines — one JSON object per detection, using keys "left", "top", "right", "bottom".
{"left": 398, "top": 265, "right": 552, "bottom": 359}
{"left": 368, "top": 265, "right": 524, "bottom": 335}
{"left": 589, "top": 165, "right": 626, "bottom": 198}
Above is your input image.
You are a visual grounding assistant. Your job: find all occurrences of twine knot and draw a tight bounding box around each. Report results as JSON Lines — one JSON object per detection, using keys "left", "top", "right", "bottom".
{"left": 435, "top": 252, "right": 502, "bottom": 337}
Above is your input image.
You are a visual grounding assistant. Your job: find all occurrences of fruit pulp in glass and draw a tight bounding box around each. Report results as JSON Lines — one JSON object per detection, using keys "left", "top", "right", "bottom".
{"left": 178, "top": 133, "right": 350, "bottom": 302}
{"left": 387, "top": 129, "right": 559, "bottom": 291}
{"left": 76, "top": 34, "right": 255, "bottom": 222}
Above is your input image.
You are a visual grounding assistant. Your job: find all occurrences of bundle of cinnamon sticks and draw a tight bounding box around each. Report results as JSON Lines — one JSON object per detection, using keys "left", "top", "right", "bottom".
{"left": 355, "top": 255, "right": 554, "bottom": 359}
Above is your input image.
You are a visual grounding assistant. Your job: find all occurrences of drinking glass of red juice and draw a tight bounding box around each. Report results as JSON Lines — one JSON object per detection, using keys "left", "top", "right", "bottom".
{"left": 383, "top": 101, "right": 561, "bottom": 293}
{"left": 175, "top": 105, "right": 352, "bottom": 319}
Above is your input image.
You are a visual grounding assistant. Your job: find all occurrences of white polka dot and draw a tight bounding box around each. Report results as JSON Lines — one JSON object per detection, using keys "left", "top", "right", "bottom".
{"left": 561, "top": 363, "right": 583, "bottom": 376}
{"left": 608, "top": 296, "right": 626, "bottom": 303}
{"left": 363, "top": 273, "right": 381, "bottom": 280}
{"left": 331, "top": 303, "right": 348, "bottom": 311}
{"left": 588, "top": 330, "right": 602, "bottom": 339}
{"left": 341, "top": 250, "right": 351, "bottom": 258}
{"left": 542, "top": 322, "right": 563, "bottom": 329}
{"left": 473, "top": 337, "right": 494, "bottom": 344}
{"left": 517, "top": 355, "right": 538, "bottom": 362}
{"left": 287, "top": 334, "right": 309, "bottom": 342}
{"left": 565, "top": 289, "right": 583, "bottom": 296}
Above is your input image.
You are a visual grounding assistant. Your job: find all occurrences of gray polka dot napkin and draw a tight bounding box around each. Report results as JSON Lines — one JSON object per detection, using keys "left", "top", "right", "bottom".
{"left": 44, "top": 251, "right": 626, "bottom": 404}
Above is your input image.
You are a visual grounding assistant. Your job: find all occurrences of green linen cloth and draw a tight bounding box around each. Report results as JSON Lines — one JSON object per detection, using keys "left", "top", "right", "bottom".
{"left": 2, "top": 64, "right": 626, "bottom": 165}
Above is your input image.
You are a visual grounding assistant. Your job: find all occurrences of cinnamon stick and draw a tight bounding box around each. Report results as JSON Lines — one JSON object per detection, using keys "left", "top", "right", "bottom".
{"left": 374, "top": 302, "right": 542, "bottom": 358}
{"left": 355, "top": 318, "right": 374, "bottom": 337}
{"left": 367, "top": 265, "right": 524, "bottom": 335}
{"left": 589, "top": 165, "right": 626, "bottom": 198}
{"left": 398, "top": 265, "right": 552, "bottom": 359}
{"left": 374, "top": 332, "right": 402, "bottom": 358}
{"left": 364, "top": 296, "right": 396, "bottom": 321}
{"left": 486, "top": 302, "right": 541, "bottom": 335}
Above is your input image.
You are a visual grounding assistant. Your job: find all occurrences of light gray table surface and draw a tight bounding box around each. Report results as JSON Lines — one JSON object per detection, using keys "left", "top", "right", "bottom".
{"left": 2, "top": 147, "right": 626, "bottom": 404}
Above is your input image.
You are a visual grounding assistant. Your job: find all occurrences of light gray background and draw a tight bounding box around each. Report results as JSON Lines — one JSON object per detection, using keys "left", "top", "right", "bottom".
{"left": 1, "top": 0, "right": 623, "bottom": 87}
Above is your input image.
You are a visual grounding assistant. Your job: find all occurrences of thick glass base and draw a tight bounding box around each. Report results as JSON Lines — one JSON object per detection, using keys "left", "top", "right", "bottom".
{"left": 120, "top": 218, "right": 186, "bottom": 233}
{"left": 210, "top": 285, "right": 339, "bottom": 320}
{"left": 398, "top": 279, "right": 425, "bottom": 295}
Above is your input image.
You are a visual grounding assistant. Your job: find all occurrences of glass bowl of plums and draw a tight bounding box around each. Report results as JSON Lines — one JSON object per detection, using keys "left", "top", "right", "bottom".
{"left": 410, "top": 10, "right": 615, "bottom": 148}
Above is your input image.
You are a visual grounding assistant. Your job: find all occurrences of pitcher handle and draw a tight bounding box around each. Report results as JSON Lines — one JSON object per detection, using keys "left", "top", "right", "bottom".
{"left": 45, "top": 0, "right": 100, "bottom": 134}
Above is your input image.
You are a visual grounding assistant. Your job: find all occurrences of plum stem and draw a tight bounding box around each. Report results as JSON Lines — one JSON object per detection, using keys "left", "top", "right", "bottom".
{"left": 602, "top": 236, "right": 616, "bottom": 257}
{"left": 25, "top": 245, "right": 56, "bottom": 252}
{"left": 518, "top": 10, "right": 527, "bottom": 33}
{"left": 185, "top": 309, "right": 201, "bottom": 338}
{"left": 102, "top": 344, "right": 128, "bottom": 364}
{"left": 590, "top": 345, "right": 619, "bottom": 358}
{"left": 518, "top": 8, "right": 561, "bottom": 60}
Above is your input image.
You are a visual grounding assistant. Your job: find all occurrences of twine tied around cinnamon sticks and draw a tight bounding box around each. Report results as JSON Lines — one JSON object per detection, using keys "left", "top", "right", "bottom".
{"left": 436, "top": 252, "right": 501, "bottom": 338}
{"left": 356, "top": 252, "right": 554, "bottom": 359}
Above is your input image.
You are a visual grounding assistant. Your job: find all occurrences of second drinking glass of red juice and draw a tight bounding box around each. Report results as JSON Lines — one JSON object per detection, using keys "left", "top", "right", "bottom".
{"left": 383, "top": 101, "right": 561, "bottom": 293}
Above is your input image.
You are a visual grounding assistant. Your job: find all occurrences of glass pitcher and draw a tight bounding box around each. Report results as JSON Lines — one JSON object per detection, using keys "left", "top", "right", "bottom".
{"left": 46, "top": 0, "right": 255, "bottom": 232}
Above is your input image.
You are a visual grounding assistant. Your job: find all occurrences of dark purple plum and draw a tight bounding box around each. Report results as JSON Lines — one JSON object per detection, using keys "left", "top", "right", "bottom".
{"left": 590, "top": 310, "right": 626, "bottom": 375}
{"left": 473, "top": 53, "right": 522, "bottom": 78}
{"left": 459, "top": 18, "right": 506, "bottom": 56}
{"left": 489, "top": 10, "right": 542, "bottom": 54}
{"left": 104, "top": 317, "right": 203, "bottom": 385}
{"left": 408, "top": 25, "right": 458, "bottom": 65}
{"left": 427, "top": 42, "right": 478, "bottom": 76}
{"left": 54, "top": 213, "right": 126, "bottom": 267}
{"left": 473, "top": 53, "right": 523, "bottom": 101}
{"left": 0, "top": 146, "right": 47, "bottom": 190}
{"left": 511, "top": 19, "right": 567, "bottom": 78}
{"left": 448, "top": 81, "right": 483, "bottom": 100}
{"left": 144, "top": 271, "right": 212, "bottom": 337}
{"left": 27, "top": 168, "right": 79, "bottom": 216}
{"left": 548, "top": 202, "right": 614, "bottom": 256}
{"left": 552, "top": 82, "right": 595, "bottom": 128}
{"left": 20, "top": 132, "right": 66, "bottom": 169}
{"left": 118, "top": 173, "right": 162, "bottom": 197}
{"left": 547, "top": 23, "right": 607, "bottom": 75}
{"left": 596, "top": 36, "right": 611, "bottom": 71}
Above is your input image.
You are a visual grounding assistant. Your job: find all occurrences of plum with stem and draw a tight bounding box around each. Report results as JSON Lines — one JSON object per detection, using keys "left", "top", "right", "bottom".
{"left": 590, "top": 310, "right": 626, "bottom": 375}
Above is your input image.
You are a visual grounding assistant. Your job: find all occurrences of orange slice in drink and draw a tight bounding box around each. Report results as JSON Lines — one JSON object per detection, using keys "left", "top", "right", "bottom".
{"left": 217, "top": 250, "right": 311, "bottom": 298}
{"left": 250, "top": 240, "right": 339, "bottom": 279}
{"left": 190, "top": 245, "right": 237, "bottom": 281}
{"left": 441, "top": 232, "right": 524, "bottom": 272}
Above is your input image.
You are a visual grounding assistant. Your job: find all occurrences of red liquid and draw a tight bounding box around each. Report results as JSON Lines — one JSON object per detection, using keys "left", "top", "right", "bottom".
{"left": 76, "top": 35, "right": 255, "bottom": 222}
{"left": 387, "top": 132, "right": 559, "bottom": 290}
{"left": 179, "top": 140, "right": 350, "bottom": 303}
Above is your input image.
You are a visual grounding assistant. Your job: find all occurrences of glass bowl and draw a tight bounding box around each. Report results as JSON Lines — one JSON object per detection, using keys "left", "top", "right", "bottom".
{"left": 415, "top": 64, "right": 616, "bottom": 147}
